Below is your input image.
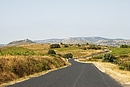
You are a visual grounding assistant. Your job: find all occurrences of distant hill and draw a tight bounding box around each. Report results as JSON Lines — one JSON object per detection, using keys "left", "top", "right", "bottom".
{"left": 34, "top": 37, "right": 130, "bottom": 46}
{"left": 7, "top": 39, "right": 35, "bottom": 46}
{"left": 0, "top": 44, "right": 5, "bottom": 47}
{"left": 62, "top": 37, "right": 130, "bottom": 46}
{"left": 34, "top": 39, "right": 62, "bottom": 44}
{"left": 62, "top": 37, "right": 107, "bottom": 44}
{"left": 95, "top": 39, "right": 130, "bottom": 46}
{"left": 6, "top": 37, "right": 130, "bottom": 46}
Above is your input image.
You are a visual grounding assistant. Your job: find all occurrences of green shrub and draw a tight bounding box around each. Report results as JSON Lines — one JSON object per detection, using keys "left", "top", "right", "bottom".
{"left": 80, "top": 47, "right": 86, "bottom": 50}
{"left": 63, "top": 53, "right": 73, "bottom": 59}
{"left": 50, "top": 44, "right": 60, "bottom": 48}
{"left": 120, "top": 44, "right": 129, "bottom": 48}
{"left": 102, "top": 53, "right": 116, "bottom": 62}
{"left": 87, "top": 45, "right": 101, "bottom": 50}
{"left": 119, "top": 66, "right": 125, "bottom": 70}
{"left": 48, "top": 50, "right": 56, "bottom": 55}
{"left": 64, "top": 44, "right": 69, "bottom": 48}
{"left": 122, "top": 62, "right": 130, "bottom": 71}
{"left": 57, "top": 54, "right": 62, "bottom": 56}
{"left": 77, "top": 44, "right": 81, "bottom": 47}
{"left": 86, "top": 43, "right": 89, "bottom": 45}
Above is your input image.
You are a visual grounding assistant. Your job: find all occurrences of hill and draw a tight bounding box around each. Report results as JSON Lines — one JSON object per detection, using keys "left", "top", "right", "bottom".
{"left": 6, "top": 37, "right": 130, "bottom": 46}
{"left": 0, "top": 44, "right": 5, "bottom": 47}
{"left": 7, "top": 39, "right": 35, "bottom": 46}
{"left": 34, "top": 37, "right": 130, "bottom": 46}
{"left": 34, "top": 37, "right": 106, "bottom": 44}
{"left": 34, "top": 39, "right": 62, "bottom": 44}
{"left": 62, "top": 37, "right": 107, "bottom": 44}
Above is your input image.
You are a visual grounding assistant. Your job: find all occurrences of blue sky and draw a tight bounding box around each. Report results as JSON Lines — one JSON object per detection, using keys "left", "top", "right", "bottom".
{"left": 0, "top": 0, "right": 130, "bottom": 44}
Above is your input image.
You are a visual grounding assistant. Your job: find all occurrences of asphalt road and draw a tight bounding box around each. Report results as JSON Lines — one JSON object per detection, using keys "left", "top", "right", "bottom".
{"left": 7, "top": 59, "right": 123, "bottom": 87}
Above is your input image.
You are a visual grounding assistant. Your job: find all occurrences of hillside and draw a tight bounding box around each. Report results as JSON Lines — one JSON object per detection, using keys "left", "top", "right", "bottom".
{"left": 96, "top": 39, "right": 130, "bottom": 46}
{"left": 34, "top": 39, "right": 62, "bottom": 44}
{"left": 6, "top": 37, "right": 130, "bottom": 46}
{"left": 7, "top": 39, "right": 35, "bottom": 46}
{"left": 0, "top": 44, "right": 5, "bottom": 47}
{"left": 62, "top": 37, "right": 107, "bottom": 44}
{"left": 34, "top": 37, "right": 130, "bottom": 46}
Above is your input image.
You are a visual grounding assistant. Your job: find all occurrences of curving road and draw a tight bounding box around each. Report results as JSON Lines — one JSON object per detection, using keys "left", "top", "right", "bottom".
{"left": 7, "top": 59, "right": 122, "bottom": 87}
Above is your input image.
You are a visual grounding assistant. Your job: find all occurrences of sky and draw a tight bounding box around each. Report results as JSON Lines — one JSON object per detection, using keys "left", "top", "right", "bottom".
{"left": 0, "top": 0, "right": 130, "bottom": 44}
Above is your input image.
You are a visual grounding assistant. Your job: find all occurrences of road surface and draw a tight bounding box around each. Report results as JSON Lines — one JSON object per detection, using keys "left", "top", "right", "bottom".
{"left": 7, "top": 59, "right": 122, "bottom": 87}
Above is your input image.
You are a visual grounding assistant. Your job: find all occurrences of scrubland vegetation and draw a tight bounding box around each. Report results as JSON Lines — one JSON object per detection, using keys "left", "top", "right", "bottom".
{"left": 0, "top": 44, "right": 66, "bottom": 84}
{"left": 0, "top": 43, "right": 103, "bottom": 85}
{"left": 0, "top": 56, "right": 67, "bottom": 84}
{"left": 109, "top": 47, "right": 130, "bottom": 71}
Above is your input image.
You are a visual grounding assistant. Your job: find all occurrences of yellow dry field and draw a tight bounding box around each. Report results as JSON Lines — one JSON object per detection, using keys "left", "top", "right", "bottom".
{"left": 78, "top": 59, "right": 130, "bottom": 86}
{"left": 18, "top": 44, "right": 104, "bottom": 57}
{"left": 71, "top": 50, "right": 103, "bottom": 58}
{"left": 0, "top": 62, "right": 70, "bottom": 87}
{"left": 55, "top": 49, "right": 102, "bottom": 58}
{"left": 18, "top": 44, "right": 50, "bottom": 54}
{"left": 18, "top": 44, "right": 50, "bottom": 50}
{"left": 0, "top": 55, "right": 53, "bottom": 59}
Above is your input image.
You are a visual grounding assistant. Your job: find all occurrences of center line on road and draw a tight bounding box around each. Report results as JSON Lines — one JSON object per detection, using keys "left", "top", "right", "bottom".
{"left": 73, "top": 64, "right": 85, "bottom": 87}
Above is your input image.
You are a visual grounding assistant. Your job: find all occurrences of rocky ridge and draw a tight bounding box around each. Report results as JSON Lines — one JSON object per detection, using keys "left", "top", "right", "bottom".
{"left": 6, "top": 37, "right": 130, "bottom": 46}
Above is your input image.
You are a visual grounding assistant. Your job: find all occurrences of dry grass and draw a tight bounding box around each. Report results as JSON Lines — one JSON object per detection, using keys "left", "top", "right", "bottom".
{"left": 0, "top": 55, "right": 53, "bottom": 60}
{"left": 56, "top": 48, "right": 104, "bottom": 58}
{"left": 0, "top": 55, "right": 69, "bottom": 85}
{"left": 0, "top": 44, "right": 105, "bottom": 86}
{"left": 78, "top": 59, "right": 130, "bottom": 86}
{"left": 0, "top": 63, "right": 70, "bottom": 87}
{"left": 18, "top": 44, "right": 50, "bottom": 50}
{"left": 18, "top": 44, "right": 104, "bottom": 57}
{"left": 18, "top": 44, "right": 50, "bottom": 54}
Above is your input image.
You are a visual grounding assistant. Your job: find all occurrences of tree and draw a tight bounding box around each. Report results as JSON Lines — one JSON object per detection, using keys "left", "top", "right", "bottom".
{"left": 0, "top": 50, "right": 3, "bottom": 55}
{"left": 63, "top": 53, "right": 73, "bottom": 59}
{"left": 50, "top": 44, "right": 61, "bottom": 48}
{"left": 60, "top": 42, "right": 63, "bottom": 45}
{"left": 86, "top": 43, "right": 89, "bottom": 45}
{"left": 77, "top": 44, "right": 81, "bottom": 47}
{"left": 64, "top": 44, "right": 69, "bottom": 48}
{"left": 87, "top": 45, "right": 101, "bottom": 50}
{"left": 80, "top": 47, "right": 86, "bottom": 50}
{"left": 48, "top": 50, "right": 56, "bottom": 54}
{"left": 0, "top": 50, "right": 2, "bottom": 53}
